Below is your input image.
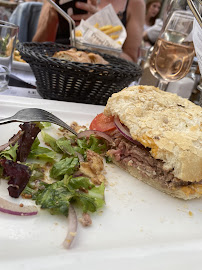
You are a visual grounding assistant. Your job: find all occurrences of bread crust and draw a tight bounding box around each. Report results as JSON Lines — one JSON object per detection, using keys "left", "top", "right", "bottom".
{"left": 53, "top": 49, "right": 108, "bottom": 64}
{"left": 108, "top": 153, "right": 202, "bottom": 200}
{"left": 53, "top": 49, "right": 91, "bottom": 63}
{"left": 104, "top": 85, "right": 202, "bottom": 182}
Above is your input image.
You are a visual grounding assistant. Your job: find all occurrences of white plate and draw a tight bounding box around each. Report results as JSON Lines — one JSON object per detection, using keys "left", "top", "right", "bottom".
{"left": 0, "top": 56, "right": 32, "bottom": 72}
{"left": 12, "top": 60, "right": 32, "bottom": 72}
{"left": 0, "top": 95, "right": 202, "bottom": 270}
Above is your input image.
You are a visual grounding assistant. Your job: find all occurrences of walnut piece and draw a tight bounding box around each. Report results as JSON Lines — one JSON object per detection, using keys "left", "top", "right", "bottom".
{"left": 79, "top": 150, "right": 106, "bottom": 185}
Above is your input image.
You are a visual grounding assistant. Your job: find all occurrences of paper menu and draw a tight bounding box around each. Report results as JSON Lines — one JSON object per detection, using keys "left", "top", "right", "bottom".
{"left": 74, "top": 4, "right": 127, "bottom": 50}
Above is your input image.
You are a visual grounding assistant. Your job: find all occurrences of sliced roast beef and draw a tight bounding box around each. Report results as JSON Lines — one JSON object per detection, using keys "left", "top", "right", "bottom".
{"left": 108, "top": 130, "right": 191, "bottom": 189}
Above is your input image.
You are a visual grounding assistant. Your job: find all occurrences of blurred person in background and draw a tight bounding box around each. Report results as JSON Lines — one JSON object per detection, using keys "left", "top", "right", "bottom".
{"left": 32, "top": 0, "right": 145, "bottom": 63}
{"left": 144, "top": 0, "right": 161, "bottom": 31}
{"left": 0, "top": 6, "right": 12, "bottom": 21}
{"left": 33, "top": 0, "right": 99, "bottom": 45}
{"left": 9, "top": 1, "right": 43, "bottom": 42}
{"left": 142, "top": 0, "right": 162, "bottom": 47}
{"left": 142, "top": 0, "right": 189, "bottom": 47}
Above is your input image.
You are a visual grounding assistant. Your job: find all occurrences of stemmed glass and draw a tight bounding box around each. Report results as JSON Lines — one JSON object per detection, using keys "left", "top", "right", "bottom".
{"left": 149, "top": 10, "right": 195, "bottom": 90}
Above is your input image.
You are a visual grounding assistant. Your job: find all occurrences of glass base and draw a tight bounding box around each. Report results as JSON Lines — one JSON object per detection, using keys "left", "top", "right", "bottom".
{"left": 157, "top": 80, "right": 168, "bottom": 91}
{"left": 0, "top": 82, "right": 9, "bottom": 92}
{"left": 0, "top": 66, "right": 9, "bottom": 92}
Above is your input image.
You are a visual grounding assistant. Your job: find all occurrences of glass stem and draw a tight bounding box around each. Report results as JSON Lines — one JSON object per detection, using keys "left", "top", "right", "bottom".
{"left": 157, "top": 80, "right": 168, "bottom": 91}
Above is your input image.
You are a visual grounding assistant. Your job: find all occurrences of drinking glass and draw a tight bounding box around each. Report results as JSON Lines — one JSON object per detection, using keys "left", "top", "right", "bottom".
{"left": 0, "top": 20, "right": 18, "bottom": 91}
{"left": 149, "top": 10, "right": 195, "bottom": 90}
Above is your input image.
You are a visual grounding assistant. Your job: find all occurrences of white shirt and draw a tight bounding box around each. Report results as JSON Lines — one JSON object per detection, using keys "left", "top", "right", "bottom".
{"left": 145, "top": 18, "right": 163, "bottom": 43}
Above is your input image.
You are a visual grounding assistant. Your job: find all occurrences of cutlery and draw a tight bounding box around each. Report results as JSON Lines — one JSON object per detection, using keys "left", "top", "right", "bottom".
{"left": 0, "top": 108, "right": 78, "bottom": 135}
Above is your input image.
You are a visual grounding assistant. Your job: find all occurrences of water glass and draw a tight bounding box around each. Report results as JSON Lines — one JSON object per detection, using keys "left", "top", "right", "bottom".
{"left": 0, "top": 20, "right": 18, "bottom": 91}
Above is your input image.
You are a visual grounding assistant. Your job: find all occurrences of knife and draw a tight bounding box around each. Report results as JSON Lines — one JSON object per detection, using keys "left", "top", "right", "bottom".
{"left": 8, "top": 74, "right": 36, "bottom": 89}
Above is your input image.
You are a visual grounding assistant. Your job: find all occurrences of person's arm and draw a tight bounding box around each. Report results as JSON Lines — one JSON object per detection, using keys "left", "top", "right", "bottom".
{"left": 32, "top": 0, "right": 59, "bottom": 42}
{"left": 143, "top": 31, "right": 150, "bottom": 41}
{"left": 32, "top": 0, "right": 97, "bottom": 41}
{"left": 142, "top": 31, "right": 153, "bottom": 47}
{"left": 122, "top": 0, "right": 145, "bottom": 62}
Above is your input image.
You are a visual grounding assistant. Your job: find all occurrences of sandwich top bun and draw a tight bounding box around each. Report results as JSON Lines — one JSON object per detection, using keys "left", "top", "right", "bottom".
{"left": 104, "top": 85, "right": 202, "bottom": 183}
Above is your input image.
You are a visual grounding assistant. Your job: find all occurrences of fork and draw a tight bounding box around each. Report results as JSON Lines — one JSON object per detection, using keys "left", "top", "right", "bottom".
{"left": 0, "top": 108, "right": 78, "bottom": 136}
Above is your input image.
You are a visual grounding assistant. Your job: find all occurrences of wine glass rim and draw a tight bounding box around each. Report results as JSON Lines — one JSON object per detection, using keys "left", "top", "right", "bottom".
{"left": 172, "top": 10, "right": 195, "bottom": 18}
{"left": 168, "top": 10, "right": 195, "bottom": 24}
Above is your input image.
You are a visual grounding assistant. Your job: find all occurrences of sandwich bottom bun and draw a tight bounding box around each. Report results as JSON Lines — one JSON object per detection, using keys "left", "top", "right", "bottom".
{"left": 108, "top": 152, "right": 202, "bottom": 200}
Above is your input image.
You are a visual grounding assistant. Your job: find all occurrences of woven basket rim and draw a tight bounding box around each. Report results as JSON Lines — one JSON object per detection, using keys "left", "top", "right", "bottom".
{"left": 17, "top": 42, "right": 142, "bottom": 78}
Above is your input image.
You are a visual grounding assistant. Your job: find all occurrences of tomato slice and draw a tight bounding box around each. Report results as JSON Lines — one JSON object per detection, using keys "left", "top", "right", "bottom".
{"left": 89, "top": 113, "right": 116, "bottom": 132}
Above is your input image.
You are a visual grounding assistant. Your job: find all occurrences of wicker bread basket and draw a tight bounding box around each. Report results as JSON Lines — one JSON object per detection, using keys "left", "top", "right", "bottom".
{"left": 18, "top": 42, "right": 142, "bottom": 105}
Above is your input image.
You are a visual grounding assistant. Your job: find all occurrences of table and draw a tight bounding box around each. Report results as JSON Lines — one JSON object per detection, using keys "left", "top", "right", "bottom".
{"left": 0, "top": 64, "right": 42, "bottom": 99}
{"left": 2, "top": 60, "right": 201, "bottom": 106}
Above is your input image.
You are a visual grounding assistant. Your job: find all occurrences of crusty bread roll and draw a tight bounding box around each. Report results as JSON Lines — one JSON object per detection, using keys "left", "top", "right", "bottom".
{"left": 53, "top": 50, "right": 91, "bottom": 63}
{"left": 53, "top": 48, "right": 108, "bottom": 64}
{"left": 88, "top": 52, "right": 109, "bottom": 65}
{"left": 104, "top": 85, "right": 202, "bottom": 200}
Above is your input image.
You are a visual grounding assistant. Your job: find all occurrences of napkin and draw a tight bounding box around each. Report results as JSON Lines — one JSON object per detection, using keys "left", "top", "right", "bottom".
{"left": 74, "top": 4, "right": 127, "bottom": 49}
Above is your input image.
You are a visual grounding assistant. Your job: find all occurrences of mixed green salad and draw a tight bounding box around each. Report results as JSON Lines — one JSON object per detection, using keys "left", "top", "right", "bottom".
{"left": 0, "top": 121, "right": 108, "bottom": 248}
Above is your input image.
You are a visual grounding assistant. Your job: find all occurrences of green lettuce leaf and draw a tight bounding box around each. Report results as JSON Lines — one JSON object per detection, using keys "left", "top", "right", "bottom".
{"left": 49, "top": 157, "right": 79, "bottom": 180}
{"left": 27, "top": 163, "right": 45, "bottom": 185}
{"left": 31, "top": 137, "right": 40, "bottom": 150}
{"left": 76, "top": 135, "right": 107, "bottom": 155}
{"left": 35, "top": 176, "right": 105, "bottom": 216}
{"left": 72, "top": 181, "right": 105, "bottom": 213}
{"left": 88, "top": 183, "right": 105, "bottom": 209}
{"left": 36, "top": 184, "right": 73, "bottom": 216}
{"left": 56, "top": 137, "right": 76, "bottom": 155}
{"left": 68, "top": 176, "right": 94, "bottom": 190}
{"left": 22, "top": 163, "right": 46, "bottom": 196}
{"left": 28, "top": 146, "right": 56, "bottom": 162}
{"left": 35, "top": 122, "right": 52, "bottom": 129}
{"left": 87, "top": 135, "right": 107, "bottom": 154}
{"left": 67, "top": 176, "right": 105, "bottom": 213}
{"left": 77, "top": 194, "right": 97, "bottom": 213}
{"left": 41, "top": 131, "right": 62, "bottom": 153}
{"left": 76, "top": 137, "right": 88, "bottom": 150}
{"left": 0, "top": 143, "right": 18, "bottom": 161}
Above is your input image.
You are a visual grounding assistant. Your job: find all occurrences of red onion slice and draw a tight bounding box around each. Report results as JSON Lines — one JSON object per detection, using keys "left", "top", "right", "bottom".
{"left": 77, "top": 130, "right": 113, "bottom": 145}
{"left": 0, "top": 130, "right": 24, "bottom": 152}
{"left": 75, "top": 151, "right": 84, "bottom": 162}
{"left": 63, "top": 204, "right": 78, "bottom": 249}
{"left": 114, "top": 117, "right": 142, "bottom": 146}
{"left": 0, "top": 197, "right": 38, "bottom": 216}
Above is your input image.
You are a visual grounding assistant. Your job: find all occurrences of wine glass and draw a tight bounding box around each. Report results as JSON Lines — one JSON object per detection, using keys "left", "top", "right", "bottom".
{"left": 149, "top": 10, "right": 195, "bottom": 90}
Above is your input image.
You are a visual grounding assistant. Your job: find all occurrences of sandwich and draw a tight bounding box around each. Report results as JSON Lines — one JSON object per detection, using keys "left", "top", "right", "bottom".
{"left": 102, "top": 85, "right": 202, "bottom": 200}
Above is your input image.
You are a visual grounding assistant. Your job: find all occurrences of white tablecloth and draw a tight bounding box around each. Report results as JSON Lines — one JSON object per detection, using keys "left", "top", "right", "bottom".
{"left": 0, "top": 66, "right": 42, "bottom": 99}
